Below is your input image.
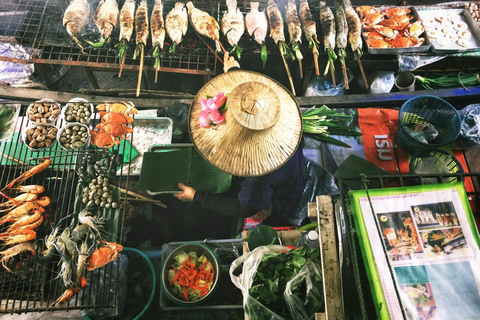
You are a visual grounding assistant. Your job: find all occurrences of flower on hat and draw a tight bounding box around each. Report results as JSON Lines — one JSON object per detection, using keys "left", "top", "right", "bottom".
{"left": 199, "top": 91, "right": 228, "bottom": 127}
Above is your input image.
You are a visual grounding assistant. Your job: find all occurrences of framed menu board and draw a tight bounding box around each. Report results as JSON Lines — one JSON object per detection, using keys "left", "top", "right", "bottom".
{"left": 349, "top": 183, "right": 480, "bottom": 320}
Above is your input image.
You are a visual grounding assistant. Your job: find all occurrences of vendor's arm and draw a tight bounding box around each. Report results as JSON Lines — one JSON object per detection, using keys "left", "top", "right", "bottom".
{"left": 224, "top": 52, "right": 240, "bottom": 72}
{"left": 174, "top": 183, "right": 249, "bottom": 217}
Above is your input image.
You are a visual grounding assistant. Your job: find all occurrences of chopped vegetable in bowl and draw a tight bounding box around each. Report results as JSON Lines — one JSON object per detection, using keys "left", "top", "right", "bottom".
{"left": 168, "top": 250, "right": 215, "bottom": 302}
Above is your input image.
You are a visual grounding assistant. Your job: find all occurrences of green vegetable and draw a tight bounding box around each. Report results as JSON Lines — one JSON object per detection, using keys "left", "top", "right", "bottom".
{"left": 324, "top": 48, "right": 337, "bottom": 76}
{"left": 302, "top": 105, "right": 362, "bottom": 148}
{"left": 230, "top": 44, "right": 243, "bottom": 59}
{"left": 415, "top": 72, "right": 480, "bottom": 90}
{"left": 261, "top": 43, "right": 268, "bottom": 69}
{"left": 115, "top": 38, "right": 128, "bottom": 60}
{"left": 174, "top": 251, "right": 190, "bottom": 265}
{"left": 248, "top": 246, "right": 322, "bottom": 319}
{"left": 0, "top": 107, "right": 15, "bottom": 134}
{"left": 245, "top": 225, "right": 280, "bottom": 251}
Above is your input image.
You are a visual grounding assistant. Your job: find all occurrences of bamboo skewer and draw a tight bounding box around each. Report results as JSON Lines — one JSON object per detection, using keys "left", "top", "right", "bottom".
{"left": 279, "top": 45, "right": 296, "bottom": 96}
{"left": 357, "top": 58, "right": 369, "bottom": 90}
{"left": 329, "top": 64, "right": 336, "bottom": 89}
{"left": 118, "top": 51, "right": 126, "bottom": 78}
{"left": 136, "top": 44, "right": 145, "bottom": 97}
{"left": 312, "top": 43, "right": 320, "bottom": 76}
{"left": 298, "top": 59, "right": 303, "bottom": 79}
{"left": 341, "top": 55, "right": 349, "bottom": 90}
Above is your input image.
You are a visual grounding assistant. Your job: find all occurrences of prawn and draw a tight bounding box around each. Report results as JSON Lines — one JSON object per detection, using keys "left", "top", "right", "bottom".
{"left": 13, "top": 185, "right": 45, "bottom": 194}
{"left": 33, "top": 196, "right": 50, "bottom": 207}
{"left": 3, "top": 158, "right": 51, "bottom": 190}
{"left": 0, "top": 202, "right": 36, "bottom": 226}
{"left": 1, "top": 229, "right": 36, "bottom": 245}
{"left": 1, "top": 211, "right": 43, "bottom": 236}
{"left": 78, "top": 210, "right": 104, "bottom": 237}
{"left": 0, "top": 242, "right": 36, "bottom": 272}
{"left": 50, "top": 277, "right": 86, "bottom": 307}
{"left": 0, "top": 193, "right": 38, "bottom": 211}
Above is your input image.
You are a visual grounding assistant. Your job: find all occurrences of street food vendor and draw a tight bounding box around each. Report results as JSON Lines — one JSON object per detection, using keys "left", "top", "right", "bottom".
{"left": 175, "top": 53, "right": 307, "bottom": 228}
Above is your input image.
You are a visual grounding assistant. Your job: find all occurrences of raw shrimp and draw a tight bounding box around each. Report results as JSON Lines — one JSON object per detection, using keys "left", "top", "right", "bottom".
{"left": 0, "top": 242, "right": 36, "bottom": 272}
{"left": 2, "top": 229, "right": 36, "bottom": 245}
{"left": 3, "top": 159, "right": 51, "bottom": 190}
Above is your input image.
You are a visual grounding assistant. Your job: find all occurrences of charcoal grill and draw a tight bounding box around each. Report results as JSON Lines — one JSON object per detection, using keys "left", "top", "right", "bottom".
{"left": 0, "top": 102, "right": 134, "bottom": 313}
{"left": 0, "top": 0, "right": 275, "bottom": 78}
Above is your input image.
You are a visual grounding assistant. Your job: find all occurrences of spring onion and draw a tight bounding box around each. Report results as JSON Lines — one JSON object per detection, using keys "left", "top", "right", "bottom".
{"left": 415, "top": 72, "right": 480, "bottom": 90}
{"left": 302, "top": 105, "right": 362, "bottom": 148}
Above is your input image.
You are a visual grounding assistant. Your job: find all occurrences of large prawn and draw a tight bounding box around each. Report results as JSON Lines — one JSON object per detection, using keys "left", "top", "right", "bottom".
{"left": 0, "top": 202, "right": 36, "bottom": 226}
{"left": 50, "top": 277, "right": 87, "bottom": 307}
{"left": 3, "top": 159, "right": 51, "bottom": 191}
{"left": 0, "top": 210, "right": 43, "bottom": 237}
{"left": 1, "top": 229, "right": 36, "bottom": 246}
{"left": 0, "top": 193, "right": 38, "bottom": 211}
{"left": 0, "top": 242, "right": 36, "bottom": 272}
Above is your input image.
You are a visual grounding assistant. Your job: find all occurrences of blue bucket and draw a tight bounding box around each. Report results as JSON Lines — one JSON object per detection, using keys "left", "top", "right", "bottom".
{"left": 397, "top": 96, "right": 461, "bottom": 154}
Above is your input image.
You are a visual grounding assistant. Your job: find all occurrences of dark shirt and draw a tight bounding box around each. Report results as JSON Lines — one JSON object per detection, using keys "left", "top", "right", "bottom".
{"left": 193, "top": 146, "right": 306, "bottom": 226}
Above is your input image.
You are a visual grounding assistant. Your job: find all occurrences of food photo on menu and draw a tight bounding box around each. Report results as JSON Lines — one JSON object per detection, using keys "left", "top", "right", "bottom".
{"left": 400, "top": 283, "right": 439, "bottom": 320}
{"left": 376, "top": 211, "right": 423, "bottom": 260}
{"left": 419, "top": 227, "right": 469, "bottom": 258}
{"left": 412, "top": 202, "right": 460, "bottom": 230}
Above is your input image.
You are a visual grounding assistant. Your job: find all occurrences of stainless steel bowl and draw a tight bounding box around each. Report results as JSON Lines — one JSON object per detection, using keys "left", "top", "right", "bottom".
{"left": 161, "top": 243, "right": 220, "bottom": 305}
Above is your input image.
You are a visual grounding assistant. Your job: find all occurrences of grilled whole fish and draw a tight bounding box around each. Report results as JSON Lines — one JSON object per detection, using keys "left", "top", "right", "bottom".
{"left": 119, "top": 0, "right": 135, "bottom": 41}
{"left": 221, "top": 0, "right": 245, "bottom": 47}
{"left": 343, "top": 0, "right": 362, "bottom": 53}
{"left": 285, "top": 0, "right": 301, "bottom": 44}
{"left": 63, "top": 0, "right": 90, "bottom": 52}
{"left": 165, "top": 2, "right": 188, "bottom": 46}
{"left": 319, "top": 1, "right": 335, "bottom": 50}
{"left": 135, "top": 0, "right": 149, "bottom": 46}
{"left": 245, "top": 2, "right": 268, "bottom": 45}
{"left": 186, "top": 2, "right": 219, "bottom": 41}
{"left": 335, "top": 2, "right": 348, "bottom": 49}
{"left": 298, "top": 0, "right": 316, "bottom": 43}
{"left": 94, "top": 0, "right": 119, "bottom": 40}
{"left": 151, "top": 0, "right": 165, "bottom": 49}
{"left": 266, "top": 0, "right": 285, "bottom": 44}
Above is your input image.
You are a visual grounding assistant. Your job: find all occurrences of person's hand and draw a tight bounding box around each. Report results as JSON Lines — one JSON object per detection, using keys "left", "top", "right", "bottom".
{"left": 173, "top": 183, "right": 196, "bottom": 202}
{"left": 223, "top": 52, "right": 240, "bottom": 73}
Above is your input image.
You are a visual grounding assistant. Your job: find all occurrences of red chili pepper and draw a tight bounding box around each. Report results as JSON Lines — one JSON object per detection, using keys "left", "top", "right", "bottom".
{"left": 183, "top": 288, "right": 189, "bottom": 301}
{"left": 169, "top": 270, "right": 181, "bottom": 285}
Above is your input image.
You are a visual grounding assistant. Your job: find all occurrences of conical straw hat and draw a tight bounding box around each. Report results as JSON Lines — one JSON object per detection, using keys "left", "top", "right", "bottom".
{"left": 189, "top": 70, "right": 302, "bottom": 177}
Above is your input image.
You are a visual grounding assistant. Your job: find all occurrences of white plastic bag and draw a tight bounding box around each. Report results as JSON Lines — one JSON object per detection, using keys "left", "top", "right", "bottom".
{"left": 229, "top": 245, "right": 323, "bottom": 320}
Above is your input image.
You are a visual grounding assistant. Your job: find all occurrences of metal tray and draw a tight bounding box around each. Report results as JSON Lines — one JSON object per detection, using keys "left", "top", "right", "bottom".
{"left": 416, "top": 8, "right": 480, "bottom": 53}
{"left": 362, "top": 6, "right": 431, "bottom": 54}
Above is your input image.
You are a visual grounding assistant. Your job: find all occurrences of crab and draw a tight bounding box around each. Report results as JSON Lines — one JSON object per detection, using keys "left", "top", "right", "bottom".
{"left": 89, "top": 130, "right": 121, "bottom": 148}
{"left": 96, "top": 123, "right": 133, "bottom": 138}
{"left": 364, "top": 12, "right": 385, "bottom": 28}
{"left": 380, "top": 15, "right": 413, "bottom": 30}
{"left": 100, "top": 112, "right": 134, "bottom": 125}
{"left": 86, "top": 241, "right": 123, "bottom": 271}
{"left": 381, "top": 7, "right": 411, "bottom": 19}
{"left": 363, "top": 30, "right": 385, "bottom": 41}
{"left": 96, "top": 102, "right": 138, "bottom": 115}
{"left": 386, "top": 36, "right": 414, "bottom": 48}
{"left": 406, "top": 21, "right": 424, "bottom": 38}
{"left": 372, "top": 25, "right": 396, "bottom": 38}
{"left": 366, "top": 38, "right": 392, "bottom": 48}
{"left": 356, "top": 6, "right": 378, "bottom": 19}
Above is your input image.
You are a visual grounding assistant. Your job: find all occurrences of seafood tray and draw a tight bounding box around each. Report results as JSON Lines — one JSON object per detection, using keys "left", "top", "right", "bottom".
{"left": 0, "top": 102, "right": 132, "bottom": 314}
{"left": 417, "top": 8, "right": 480, "bottom": 53}
{"left": 361, "top": 6, "right": 431, "bottom": 54}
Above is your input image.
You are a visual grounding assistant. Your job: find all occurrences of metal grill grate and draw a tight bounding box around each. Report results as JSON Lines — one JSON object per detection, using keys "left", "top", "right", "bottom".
{"left": 0, "top": 103, "right": 133, "bottom": 313}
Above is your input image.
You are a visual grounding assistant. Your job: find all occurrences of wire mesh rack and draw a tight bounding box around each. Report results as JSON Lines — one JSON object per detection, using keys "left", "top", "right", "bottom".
{"left": 337, "top": 172, "right": 480, "bottom": 320}
{"left": 0, "top": 101, "right": 134, "bottom": 313}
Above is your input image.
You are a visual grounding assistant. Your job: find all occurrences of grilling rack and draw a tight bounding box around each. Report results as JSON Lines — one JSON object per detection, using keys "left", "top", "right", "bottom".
{"left": 337, "top": 172, "right": 480, "bottom": 320}
{"left": 0, "top": 103, "right": 134, "bottom": 314}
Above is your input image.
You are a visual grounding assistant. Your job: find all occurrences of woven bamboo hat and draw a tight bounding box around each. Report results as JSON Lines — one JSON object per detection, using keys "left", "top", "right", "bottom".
{"left": 189, "top": 70, "right": 302, "bottom": 177}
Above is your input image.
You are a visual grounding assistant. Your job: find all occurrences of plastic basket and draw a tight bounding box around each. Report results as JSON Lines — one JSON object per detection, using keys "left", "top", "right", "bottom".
{"left": 409, "top": 149, "right": 464, "bottom": 184}
{"left": 397, "top": 96, "right": 461, "bottom": 154}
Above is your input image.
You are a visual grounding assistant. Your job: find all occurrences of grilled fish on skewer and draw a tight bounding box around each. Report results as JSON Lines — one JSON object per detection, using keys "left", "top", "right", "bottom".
{"left": 319, "top": 1, "right": 337, "bottom": 77}
{"left": 92, "top": 0, "right": 119, "bottom": 46}
{"left": 151, "top": 0, "right": 165, "bottom": 82}
{"left": 63, "top": 0, "right": 90, "bottom": 53}
{"left": 335, "top": 2, "right": 349, "bottom": 89}
{"left": 117, "top": 0, "right": 135, "bottom": 76}
{"left": 135, "top": 0, "right": 149, "bottom": 97}
{"left": 343, "top": 0, "right": 362, "bottom": 58}
{"left": 298, "top": 0, "right": 320, "bottom": 75}
{"left": 267, "top": 0, "right": 295, "bottom": 95}
{"left": 245, "top": 2, "right": 268, "bottom": 67}
{"left": 221, "top": 0, "right": 245, "bottom": 58}
{"left": 165, "top": 2, "right": 188, "bottom": 53}
{"left": 187, "top": 1, "right": 221, "bottom": 51}
{"left": 266, "top": 0, "right": 285, "bottom": 44}
{"left": 285, "top": 0, "right": 303, "bottom": 77}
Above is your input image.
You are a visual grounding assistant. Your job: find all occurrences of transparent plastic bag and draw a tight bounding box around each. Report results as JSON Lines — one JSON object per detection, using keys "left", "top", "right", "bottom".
{"left": 230, "top": 245, "right": 323, "bottom": 320}
{"left": 397, "top": 55, "right": 445, "bottom": 72}
{"left": 303, "top": 68, "right": 353, "bottom": 97}
{"left": 453, "top": 103, "right": 480, "bottom": 149}
{"left": 369, "top": 71, "right": 395, "bottom": 94}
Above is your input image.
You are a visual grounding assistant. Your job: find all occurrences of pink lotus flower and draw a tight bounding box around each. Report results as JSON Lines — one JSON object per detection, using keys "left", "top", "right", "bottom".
{"left": 199, "top": 110, "right": 211, "bottom": 127}
{"left": 198, "top": 91, "right": 227, "bottom": 127}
